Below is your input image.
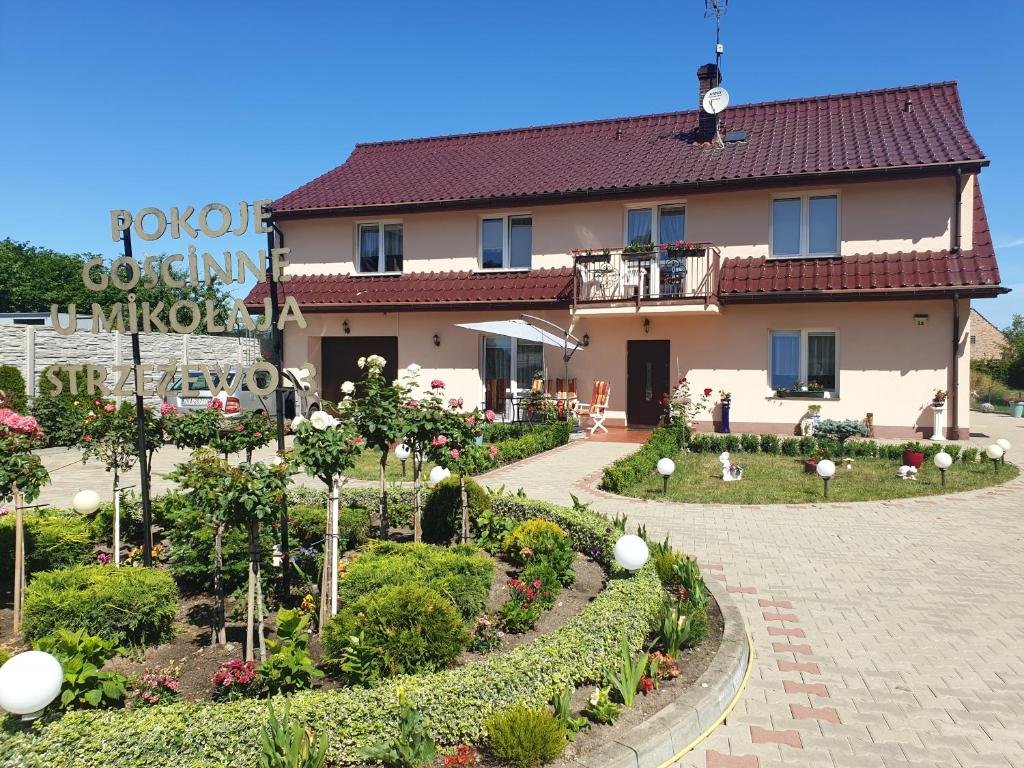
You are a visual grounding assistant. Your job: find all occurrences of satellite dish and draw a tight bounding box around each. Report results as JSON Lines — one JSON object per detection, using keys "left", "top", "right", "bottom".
{"left": 702, "top": 86, "right": 730, "bottom": 115}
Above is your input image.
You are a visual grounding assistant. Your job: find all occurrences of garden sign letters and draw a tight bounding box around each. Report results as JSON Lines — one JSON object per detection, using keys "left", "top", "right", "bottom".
{"left": 44, "top": 201, "right": 316, "bottom": 399}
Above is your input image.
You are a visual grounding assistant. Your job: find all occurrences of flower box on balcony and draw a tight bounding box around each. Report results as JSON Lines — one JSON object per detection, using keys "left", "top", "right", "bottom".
{"left": 776, "top": 389, "right": 827, "bottom": 399}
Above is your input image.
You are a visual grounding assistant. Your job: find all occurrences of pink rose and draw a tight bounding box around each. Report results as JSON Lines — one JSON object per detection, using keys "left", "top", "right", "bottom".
{"left": 450, "top": 448, "right": 460, "bottom": 460}
{"left": 489, "top": 444, "right": 498, "bottom": 457}
{"left": 83, "top": 435, "right": 93, "bottom": 442}
{"left": 254, "top": 432, "right": 262, "bottom": 438}
{"left": 159, "top": 403, "right": 176, "bottom": 416}
{"left": 103, "top": 403, "right": 115, "bottom": 413}
{"left": 484, "top": 409, "right": 496, "bottom": 423}
{"left": 432, "top": 435, "right": 448, "bottom": 446}
{"left": 465, "top": 416, "right": 476, "bottom": 427}
{"left": 237, "top": 424, "right": 244, "bottom": 432}
{"left": 431, "top": 379, "right": 445, "bottom": 390}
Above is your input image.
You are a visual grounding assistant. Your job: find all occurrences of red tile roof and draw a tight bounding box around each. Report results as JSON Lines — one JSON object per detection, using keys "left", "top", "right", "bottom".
{"left": 718, "top": 182, "right": 1004, "bottom": 299}
{"left": 274, "top": 82, "right": 985, "bottom": 213}
{"left": 245, "top": 267, "right": 573, "bottom": 310}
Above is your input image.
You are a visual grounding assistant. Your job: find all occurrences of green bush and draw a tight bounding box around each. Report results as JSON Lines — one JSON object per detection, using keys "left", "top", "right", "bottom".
{"left": 759, "top": 434, "right": 781, "bottom": 454}
{"left": 0, "top": 499, "right": 662, "bottom": 767}
{"left": 336, "top": 541, "right": 493, "bottom": 622}
{"left": 723, "top": 434, "right": 740, "bottom": 452}
{"left": 287, "top": 504, "right": 369, "bottom": 550}
{"left": 961, "top": 447, "right": 979, "bottom": 464}
{"left": 520, "top": 562, "right": 561, "bottom": 607}
{"left": 739, "top": 434, "right": 760, "bottom": 453}
{"left": 599, "top": 425, "right": 688, "bottom": 493}
{"left": 0, "top": 509, "right": 95, "bottom": 589}
{"left": 34, "top": 630, "right": 127, "bottom": 710}
{"left": 503, "top": 519, "right": 575, "bottom": 585}
{"left": 485, "top": 705, "right": 566, "bottom": 767}
{"left": 780, "top": 437, "right": 800, "bottom": 456}
{"left": 323, "top": 584, "right": 470, "bottom": 677}
{"left": 0, "top": 365, "right": 27, "bottom": 412}
{"left": 422, "top": 477, "right": 490, "bottom": 544}
{"left": 0, "top": 646, "right": 10, "bottom": 666}
{"left": 22, "top": 565, "right": 178, "bottom": 647}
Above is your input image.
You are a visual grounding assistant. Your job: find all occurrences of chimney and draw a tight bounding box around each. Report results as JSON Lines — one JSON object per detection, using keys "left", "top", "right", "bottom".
{"left": 696, "top": 63, "right": 720, "bottom": 142}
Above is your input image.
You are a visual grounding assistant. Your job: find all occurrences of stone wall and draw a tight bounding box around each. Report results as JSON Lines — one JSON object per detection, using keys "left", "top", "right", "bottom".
{"left": 969, "top": 308, "right": 1009, "bottom": 360}
{"left": 0, "top": 324, "right": 260, "bottom": 399}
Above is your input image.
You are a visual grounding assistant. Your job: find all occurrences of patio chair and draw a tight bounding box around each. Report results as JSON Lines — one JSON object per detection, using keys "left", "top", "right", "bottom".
{"left": 578, "top": 380, "right": 611, "bottom": 435}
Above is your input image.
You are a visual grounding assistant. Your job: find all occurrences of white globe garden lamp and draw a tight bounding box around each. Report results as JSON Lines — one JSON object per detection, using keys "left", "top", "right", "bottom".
{"left": 996, "top": 438, "right": 1011, "bottom": 467}
{"left": 613, "top": 534, "right": 650, "bottom": 572}
{"left": 72, "top": 489, "right": 101, "bottom": 515}
{"left": 0, "top": 651, "right": 63, "bottom": 720}
{"left": 656, "top": 457, "right": 676, "bottom": 495}
{"left": 933, "top": 450, "right": 953, "bottom": 486}
{"left": 428, "top": 465, "right": 448, "bottom": 484}
{"left": 395, "top": 443, "right": 412, "bottom": 478}
{"left": 816, "top": 459, "right": 836, "bottom": 498}
{"left": 985, "top": 444, "right": 1004, "bottom": 472}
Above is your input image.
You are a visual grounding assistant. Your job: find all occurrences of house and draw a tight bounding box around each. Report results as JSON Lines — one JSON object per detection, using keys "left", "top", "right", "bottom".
{"left": 247, "top": 65, "right": 1007, "bottom": 439}
{"left": 968, "top": 308, "right": 1009, "bottom": 360}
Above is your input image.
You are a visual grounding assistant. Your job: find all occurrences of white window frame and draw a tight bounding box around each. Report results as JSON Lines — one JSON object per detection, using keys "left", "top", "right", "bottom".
{"left": 478, "top": 213, "right": 532, "bottom": 271}
{"left": 355, "top": 220, "right": 404, "bottom": 275}
{"left": 769, "top": 191, "right": 840, "bottom": 259}
{"left": 768, "top": 328, "right": 840, "bottom": 395}
{"left": 623, "top": 202, "right": 687, "bottom": 246}
{"left": 479, "top": 336, "right": 545, "bottom": 416}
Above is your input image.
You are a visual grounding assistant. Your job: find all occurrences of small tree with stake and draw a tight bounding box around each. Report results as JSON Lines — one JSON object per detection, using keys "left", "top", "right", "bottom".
{"left": 396, "top": 366, "right": 450, "bottom": 543}
{"left": 339, "top": 355, "right": 409, "bottom": 538}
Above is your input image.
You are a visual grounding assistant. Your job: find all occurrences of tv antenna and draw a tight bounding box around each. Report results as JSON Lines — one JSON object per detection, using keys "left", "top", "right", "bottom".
{"left": 704, "top": 0, "right": 727, "bottom": 84}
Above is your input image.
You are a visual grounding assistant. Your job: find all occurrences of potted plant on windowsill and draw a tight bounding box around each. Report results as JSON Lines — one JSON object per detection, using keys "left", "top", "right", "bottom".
{"left": 664, "top": 240, "right": 704, "bottom": 258}
{"left": 776, "top": 381, "right": 827, "bottom": 399}
{"left": 622, "top": 241, "right": 657, "bottom": 259}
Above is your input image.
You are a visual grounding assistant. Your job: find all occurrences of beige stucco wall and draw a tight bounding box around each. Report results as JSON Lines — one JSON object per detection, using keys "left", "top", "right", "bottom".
{"left": 281, "top": 175, "right": 969, "bottom": 277}
{"left": 284, "top": 298, "right": 971, "bottom": 439}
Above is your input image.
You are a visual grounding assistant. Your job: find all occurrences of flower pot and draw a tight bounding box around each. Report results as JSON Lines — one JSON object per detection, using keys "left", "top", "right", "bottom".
{"left": 1014, "top": 402, "right": 1024, "bottom": 418}
{"left": 902, "top": 449, "right": 925, "bottom": 469}
{"left": 777, "top": 389, "right": 826, "bottom": 399}
{"left": 804, "top": 460, "right": 818, "bottom": 474}
{"left": 719, "top": 400, "right": 731, "bottom": 434}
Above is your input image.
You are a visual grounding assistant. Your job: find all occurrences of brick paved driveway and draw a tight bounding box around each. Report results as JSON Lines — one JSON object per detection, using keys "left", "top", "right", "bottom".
{"left": 481, "top": 438, "right": 1024, "bottom": 768}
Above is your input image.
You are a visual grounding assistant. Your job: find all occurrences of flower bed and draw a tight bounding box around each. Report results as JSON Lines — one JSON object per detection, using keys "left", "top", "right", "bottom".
{"left": 0, "top": 499, "right": 663, "bottom": 767}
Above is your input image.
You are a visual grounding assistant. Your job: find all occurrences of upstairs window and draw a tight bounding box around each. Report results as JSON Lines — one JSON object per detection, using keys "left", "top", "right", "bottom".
{"left": 770, "top": 330, "right": 837, "bottom": 392}
{"left": 358, "top": 222, "right": 403, "bottom": 273}
{"left": 481, "top": 215, "right": 532, "bottom": 269}
{"left": 771, "top": 194, "right": 838, "bottom": 258}
{"left": 625, "top": 204, "right": 686, "bottom": 246}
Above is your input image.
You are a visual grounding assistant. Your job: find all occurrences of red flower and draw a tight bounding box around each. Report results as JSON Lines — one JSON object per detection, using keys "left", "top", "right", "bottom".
{"left": 431, "top": 379, "right": 445, "bottom": 390}
{"left": 639, "top": 675, "right": 655, "bottom": 694}
{"left": 254, "top": 432, "right": 262, "bottom": 438}
{"left": 236, "top": 424, "right": 245, "bottom": 432}
{"left": 703, "top": 388, "right": 713, "bottom": 397}
{"left": 83, "top": 434, "right": 93, "bottom": 442}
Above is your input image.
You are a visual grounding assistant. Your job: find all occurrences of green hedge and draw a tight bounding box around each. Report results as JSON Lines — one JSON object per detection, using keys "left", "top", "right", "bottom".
{"left": 0, "top": 365, "right": 27, "bottom": 412}
{"left": 0, "top": 509, "right": 95, "bottom": 589}
{"left": 21, "top": 565, "right": 178, "bottom": 647}
{"left": 598, "top": 425, "right": 689, "bottom": 493}
{"left": 1, "top": 500, "right": 662, "bottom": 767}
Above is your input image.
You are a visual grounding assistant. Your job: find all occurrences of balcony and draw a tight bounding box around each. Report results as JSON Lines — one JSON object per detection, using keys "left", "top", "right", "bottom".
{"left": 572, "top": 243, "right": 720, "bottom": 314}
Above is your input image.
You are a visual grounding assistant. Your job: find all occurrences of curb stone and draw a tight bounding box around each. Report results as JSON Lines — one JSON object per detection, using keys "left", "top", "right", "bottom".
{"left": 573, "top": 576, "right": 750, "bottom": 768}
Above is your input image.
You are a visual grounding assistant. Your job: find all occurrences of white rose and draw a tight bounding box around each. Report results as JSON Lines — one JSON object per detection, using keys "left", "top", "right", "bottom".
{"left": 310, "top": 410, "right": 333, "bottom": 430}
{"left": 270, "top": 455, "right": 284, "bottom": 466}
{"left": 367, "top": 354, "right": 386, "bottom": 368}
{"left": 407, "top": 363, "right": 421, "bottom": 374}
{"left": 291, "top": 414, "right": 307, "bottom": 429}
{"left": 341, "top": 381, "right": 355, "bottom": 394}
{"left": 357, "top": 356, "right": 367, "bottom": 369}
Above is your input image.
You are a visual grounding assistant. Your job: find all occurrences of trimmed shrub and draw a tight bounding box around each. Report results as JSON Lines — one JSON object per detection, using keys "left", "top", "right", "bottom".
{"left": 336, "top": 542, "right": 493, "bottom": 622}
{"left": 780, "top": 437, "right": 800, "bottom": 456}
{"left": 422, "top": 477, "right": 490, "bottom": 544}
{"left": 797, "top": 436, "right": 817, "bottom": 455}
{"left": 0, "top": 509, "right": 94, "bottom": 589}
{"left": 961, "top": 447, "right": 979, "bottom": 464}
{"left": 323, "top": 584, "right": 469, "bottom": 677}
{"left": 759, "top": 434, "right": 781, "bottom": 454}
{"left": 599, "top": 425, "right": 688, "bottom": 493}
{"left": 0, "top": 499, "right": 662, "bottom": 767}
{"left": 723, "top": 434, "right": 741, "bottom": 452}
{"left": 503, "top": 519, "right": 575, "bottom": 585}
{"left": 22, "top": 565, "right": 178, "bottom": 647}
{"left": 739, "top": 434, "right": 760, "bottom": 453}
{"left": 287, "top": 503, "right": 370, "bottom": 550}
{"left": 0, "top": 365, "right": 27, "bottom": 412}
{"left": 485, "top": 705, "right": 566, "bottom": 767}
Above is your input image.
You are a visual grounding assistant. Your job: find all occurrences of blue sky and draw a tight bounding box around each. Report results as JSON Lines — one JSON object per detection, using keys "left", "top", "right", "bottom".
{"left": 1, "top": 0, "right": 1021, "bottom": 325}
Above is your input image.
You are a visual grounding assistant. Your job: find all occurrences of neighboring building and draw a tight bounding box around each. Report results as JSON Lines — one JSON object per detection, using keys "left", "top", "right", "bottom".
{"left": 248, "top": 66, "right": 1007, "bottom": 439}
{"left": 968, "top": 308, "right": 1009, "bottom": 359}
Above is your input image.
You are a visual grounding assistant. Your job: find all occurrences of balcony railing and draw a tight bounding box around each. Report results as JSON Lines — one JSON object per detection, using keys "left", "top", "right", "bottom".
{"left": 572, "top": 243, "right": 720, "bottom": 308}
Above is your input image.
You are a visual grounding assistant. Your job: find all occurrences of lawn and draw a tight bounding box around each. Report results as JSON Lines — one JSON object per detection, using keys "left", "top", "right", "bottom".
{"left": 345, "top": 447, "right": 435, "bottom": 482}
{"left": 620, "top": 452, "right": 1018, "bottom": 504}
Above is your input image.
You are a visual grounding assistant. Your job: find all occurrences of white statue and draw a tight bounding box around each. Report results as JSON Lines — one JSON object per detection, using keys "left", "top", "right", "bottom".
{"left": 896, "top": 465, "right": 918, "bottom": 481}
{"left": 719, "top": 451, "right": 741, "bottom": 482}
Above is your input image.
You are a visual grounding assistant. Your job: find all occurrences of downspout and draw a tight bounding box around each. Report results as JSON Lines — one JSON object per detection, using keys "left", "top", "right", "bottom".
{"left": 949, "top": 168, "right": 963, "bottom": 439}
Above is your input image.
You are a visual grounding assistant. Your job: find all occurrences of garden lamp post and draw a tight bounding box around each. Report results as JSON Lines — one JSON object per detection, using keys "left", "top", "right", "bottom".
{"left": 395, "top": 443, "right": 411, "bottom": 478}
{"left": 816, "top": 459, "right": 836, "bottom": 498}
{"left": 985, "top": 444, "right": 1004, "bottom": 472}
{"left": 613, "top": 534, "right": 650, "bottom": 572}
{"left": 933, "top": 450, "right": 952, "bottom": 486}
{"left": 656, "top": 457, "right": 675, "bottom": 495}
{"left": 0, "top": 651, "right": 63, "bottom": 721}
{"left": 996, "top": 438, "right": 1011, "bottom": 468}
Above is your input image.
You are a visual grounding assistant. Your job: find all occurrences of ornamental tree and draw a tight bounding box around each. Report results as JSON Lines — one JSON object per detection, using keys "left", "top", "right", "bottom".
{"left": 0, "top": 403, "right": 49, "bottom": 504}
{"left": 663, "top": 377, "right": 713, "bottom": 427}
{"left": 338, "top": 355, "right": 409, "bottom": 537}
{"left": 211, "top": 411, "right": 274, "bottom": 462}
{"left": 424, "top": 386, "right": 498, "bottom": 544}
{"left": 162, "top": 400, "right": 223, "bottom": 452}
{"left": 79, "top": 400, "right": 162, "bottom": 497}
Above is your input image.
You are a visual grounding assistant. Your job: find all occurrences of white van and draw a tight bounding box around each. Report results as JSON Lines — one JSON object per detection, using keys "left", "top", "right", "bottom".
{"left": 163, "top": 368, "right": 313, "bottom": 421}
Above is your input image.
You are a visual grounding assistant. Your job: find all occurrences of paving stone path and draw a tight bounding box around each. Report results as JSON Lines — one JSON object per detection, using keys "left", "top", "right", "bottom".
{"left": 480, "top": 439, "right": 1024, "bottom": 768}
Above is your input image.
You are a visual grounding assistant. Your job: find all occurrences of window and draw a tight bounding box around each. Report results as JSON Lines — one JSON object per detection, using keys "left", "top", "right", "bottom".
{"left": 480, "top": 215, "right": 532, "bottom": 269}
{"left": 769, "top": 330, "right": 837, "bottom": 391}
{"left": 970, "top": 335, "right": 977, "bottom": 345}
{"left": 358, "top": 222, "right": 403, "bottom": 273}
{"left": 771, "top": 194, "right": 838, "bottom": 258}
{"left": 482, "top": 336, "right": 543, "bottom": 416}
{"left": 625, "top": 205, "right": 686, "bottom": 246}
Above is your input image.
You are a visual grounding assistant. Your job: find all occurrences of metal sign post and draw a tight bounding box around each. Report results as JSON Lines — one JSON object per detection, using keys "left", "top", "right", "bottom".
{"left": 120, "top": 223, "right": 154, "bottom": 567}
{"left": 265, "top": 208, "right": 290, "bottom": 593}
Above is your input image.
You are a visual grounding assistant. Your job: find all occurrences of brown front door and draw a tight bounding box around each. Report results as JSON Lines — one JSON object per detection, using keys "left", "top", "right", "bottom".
{"left": 626, "top": 340, "right": 670, "bottom": 426}
{"left": 320, "top": 336, "right": 399, "bottom": 404}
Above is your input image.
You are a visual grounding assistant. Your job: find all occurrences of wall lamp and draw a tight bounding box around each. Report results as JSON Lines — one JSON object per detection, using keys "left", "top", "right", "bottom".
{"left": 342, "top": 320, "right": 350, "bottom": 335}
{"left": 582, "top": 333, "right": 590, "bottom": 347}
{"left": 433, "top": 334, "right": 441, "bottom": 347}
{"left": 643, "top": 318, "right": 651, "bottom": 334}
